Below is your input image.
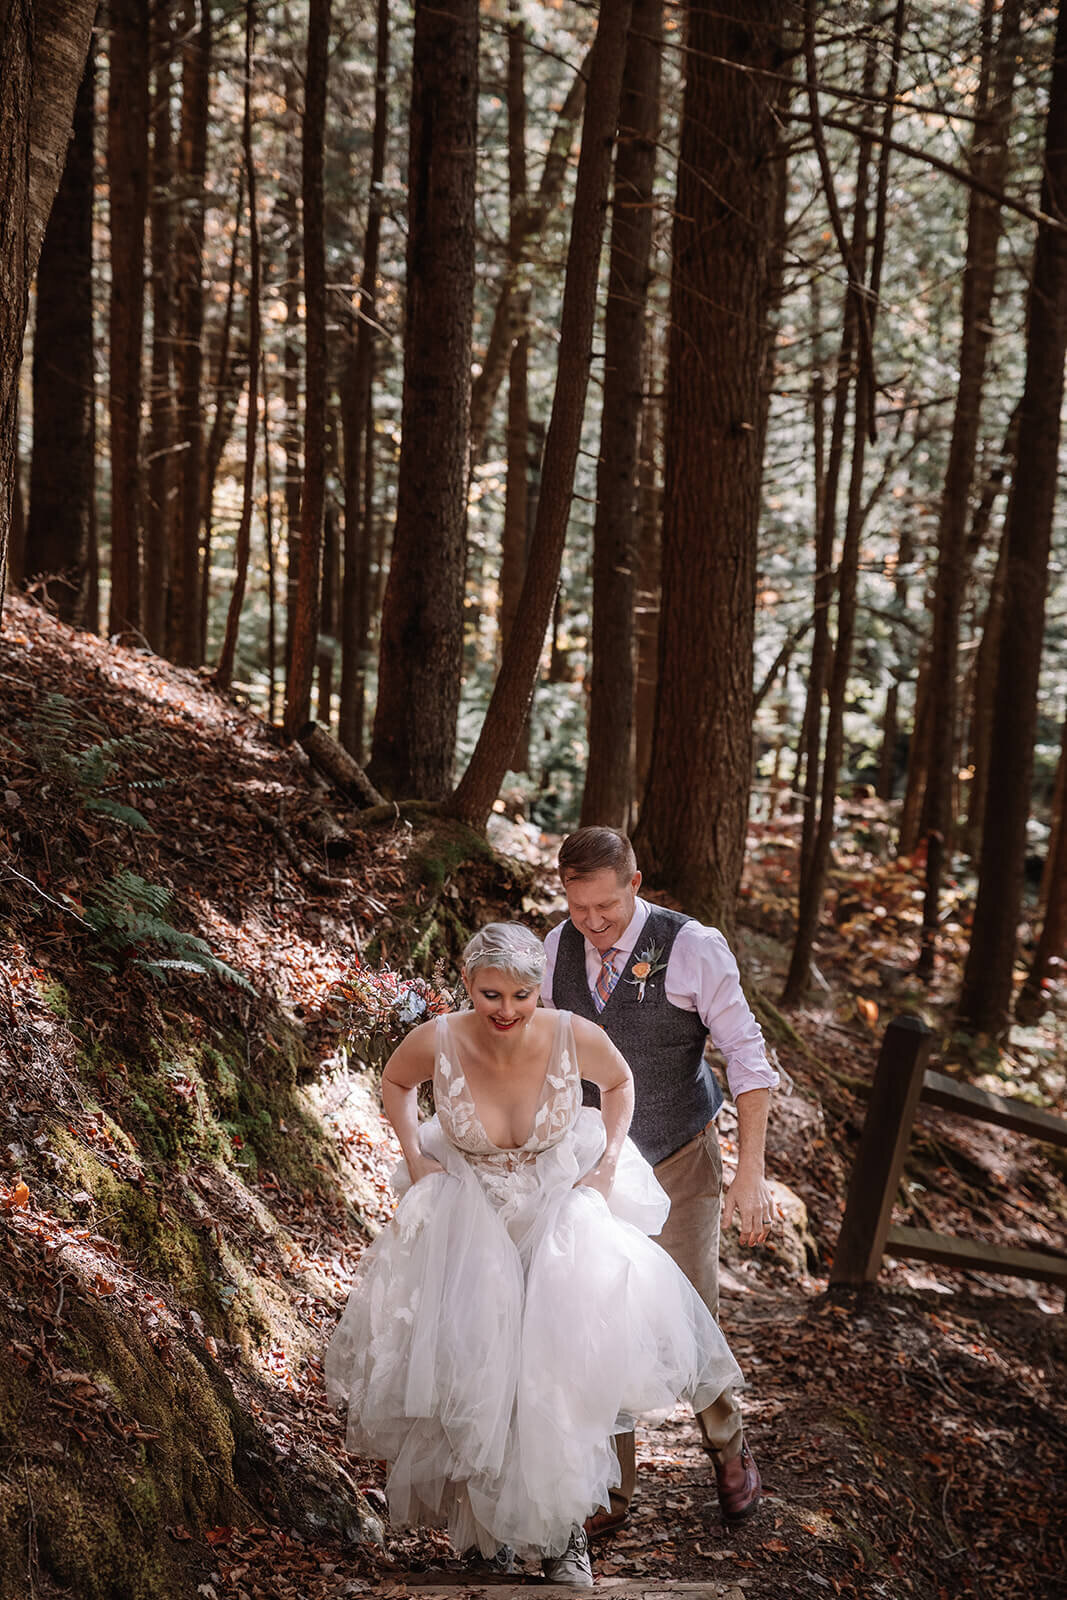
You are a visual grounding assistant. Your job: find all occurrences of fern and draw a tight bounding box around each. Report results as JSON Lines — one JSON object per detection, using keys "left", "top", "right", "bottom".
{"left": 20, "top": 694, "right": 157, "bottom": 831}
{"left": 85, "top": 798, "right": 153, "bottom": 830}
{"left": 84, "top": 872, "right": 255, "bottom": 994}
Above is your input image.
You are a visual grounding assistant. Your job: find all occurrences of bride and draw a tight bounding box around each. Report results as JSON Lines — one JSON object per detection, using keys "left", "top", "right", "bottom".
{"left": 325, "top": 922, "right": 743, "bottom": 1587}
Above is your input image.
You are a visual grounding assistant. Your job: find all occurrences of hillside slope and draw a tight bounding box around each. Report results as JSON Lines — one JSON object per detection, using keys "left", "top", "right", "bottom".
{"left": 0, "top": 594, "right": 1064, "bottom": 1600}
{"left": 0, "top": 596, "right": 525, "bottom": 1599}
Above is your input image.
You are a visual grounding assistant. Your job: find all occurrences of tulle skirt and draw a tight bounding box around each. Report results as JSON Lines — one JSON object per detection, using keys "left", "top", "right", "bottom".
{"left": 324, "top": 1108, "right": 742, "bottom": 1558}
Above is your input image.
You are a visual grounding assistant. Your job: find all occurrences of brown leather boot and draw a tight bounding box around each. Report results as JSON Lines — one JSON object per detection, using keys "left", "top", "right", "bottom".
{"left": 714, "top": 1437, "right": 761, "bottom": 1521}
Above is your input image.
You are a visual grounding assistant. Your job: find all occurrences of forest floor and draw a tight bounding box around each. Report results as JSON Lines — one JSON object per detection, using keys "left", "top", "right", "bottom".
{"left": 0, "top": 595, "right": 1064, "bottom": 1600}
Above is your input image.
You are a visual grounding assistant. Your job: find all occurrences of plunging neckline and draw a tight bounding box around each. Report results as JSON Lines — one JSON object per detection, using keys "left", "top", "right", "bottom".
{"left": 444, "top": 1010, "right": 563, "bottom": 1153}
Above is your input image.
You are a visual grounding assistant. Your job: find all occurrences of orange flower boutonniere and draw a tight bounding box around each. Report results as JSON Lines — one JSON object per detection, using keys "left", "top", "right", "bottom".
{"left": 626, "top": 942, "right": 668, "bottom": 1001}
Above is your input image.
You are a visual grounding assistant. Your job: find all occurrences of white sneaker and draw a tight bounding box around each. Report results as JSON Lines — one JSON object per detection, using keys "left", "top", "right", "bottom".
{"left": 541, "top": 1525, "right": 594, "bottom": 1587}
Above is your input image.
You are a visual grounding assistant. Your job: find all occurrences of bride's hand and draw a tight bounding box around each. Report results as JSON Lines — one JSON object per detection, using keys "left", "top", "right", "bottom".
{"left": 575, "top": 1161, "right": 616, "bottom": 1200}
{"left": 407, "top": 1151, "right": 446, "bottom": 1184}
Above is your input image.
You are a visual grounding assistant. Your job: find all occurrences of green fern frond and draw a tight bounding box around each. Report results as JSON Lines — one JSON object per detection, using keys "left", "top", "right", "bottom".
{"left": 19, "top": 696, "right": 160, "bottom": 832}
{"left": 85, "top": 798, "right": 152, "bottom": 830}
{"left": 84, "top": 872, "right": 255, "bottom": 993}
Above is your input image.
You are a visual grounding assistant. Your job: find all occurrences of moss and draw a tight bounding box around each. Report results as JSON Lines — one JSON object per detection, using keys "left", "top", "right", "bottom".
{"left": 0, "top": 1291, "right": 250, "bottom": 1600}
{"left": 39, "top": 977, "right": 72, "bottom": 1018}
{"left": 410, "top": 817, "right": 495, "bottom": 893}
{"left": 836, "top": 1404, "right": 873, "bottom": 1438}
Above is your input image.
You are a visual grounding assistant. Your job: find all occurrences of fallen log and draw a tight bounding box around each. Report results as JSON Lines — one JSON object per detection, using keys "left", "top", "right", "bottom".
{"left": 297, "top": 721, "right": 386, "bottom": 808}
{"left": 305, "top": 807, "right": 354, "bottom": 858}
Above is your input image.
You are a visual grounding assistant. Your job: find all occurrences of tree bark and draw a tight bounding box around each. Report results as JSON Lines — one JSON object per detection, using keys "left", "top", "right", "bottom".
{"left": 631, "top": 0, "right": 786, "bottom": 923}
{"left": 107, "top": 0, "right": 150, "bottom": 640}
{"left": 500, "top": 0, "right": 531, "bottom": 771}
{"left": 446, "top": 2, "right": 634, "bottom": 829}
{"left": 283, "top": 0, "right": 331, "bottom": 737}
{"left": 581, "top": 0, "right": 662, "bottom": 829}
{"left": 632, "top": 348, "right": 662, "bottom": 810}
{"left": 261, "top": 351, "right": 278, "bottom": 723}
{"left": 793, "top": 12, "right": 883, "bottom": 911}
{"left": 783, "top": 2, "right": 902, "bottom": 1002}
{"left": 282, "top": 63, "right": 302, "bottom": 672}
{"left": 958, "top": 0, "right": 1067, "bottom": 1037}
{"left": 0, "top": 0, "right": 97, "bottom": 622}
{"left": 317, "top": 503, "right": 338, "bottom": 725}
{"left": 298, "top": 721, "right": 386, "bottom": 808}
{"left": 145, "top": 1, "right": 175, "bottom": 652}
{"left": 338, "top": 0, "right": 389, "bottom": 759}
{"left": 170, "top": 0, "right": 210, "bottom": 665}
{"left": 918, "top": 0, "right": 1021, "bottom": 978}
{"left": 27, "top": 34, "right": 95, "bottom": 625}
{"left": 368, "top": 0, "right": 479, "bottom": 795}
{"left": 214, "top": 0, "right": 260, "bottom": 693}
{"left": 468, "top": 51, "right": 591, "bottom": 465}
{"left": 200, "top": 171, "right": 245, "bottom": 656}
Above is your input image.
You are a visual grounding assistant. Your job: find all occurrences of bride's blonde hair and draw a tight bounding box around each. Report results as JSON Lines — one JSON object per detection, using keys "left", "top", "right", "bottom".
{"left": 462, "top": 922, "right": 546, "bottom": 986}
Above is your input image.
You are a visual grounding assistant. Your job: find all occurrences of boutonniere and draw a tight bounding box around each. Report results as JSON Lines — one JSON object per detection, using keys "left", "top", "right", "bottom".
{"left": 626, "top": 941, "right": 668, "bottom": 1001}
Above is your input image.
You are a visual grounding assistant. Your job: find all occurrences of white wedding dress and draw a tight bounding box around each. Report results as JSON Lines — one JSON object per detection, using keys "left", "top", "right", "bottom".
{"left": 324, "top": 1009, "right": 742, "bottom": 1559}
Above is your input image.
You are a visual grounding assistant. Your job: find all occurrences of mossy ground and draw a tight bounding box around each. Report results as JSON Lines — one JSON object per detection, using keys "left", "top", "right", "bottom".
{"left": 0, "top": 987, "right": 378, "bottom": 1599}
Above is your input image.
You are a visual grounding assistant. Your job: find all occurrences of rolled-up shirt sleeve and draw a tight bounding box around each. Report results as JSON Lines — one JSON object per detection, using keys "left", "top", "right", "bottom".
{"left": 666, "top": 921, "right": 780, "bottom": 1100}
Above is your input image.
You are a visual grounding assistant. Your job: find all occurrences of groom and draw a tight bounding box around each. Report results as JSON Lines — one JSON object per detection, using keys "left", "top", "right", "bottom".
{"left": 542, "top": 826, "right": 778, "bottom": 1530}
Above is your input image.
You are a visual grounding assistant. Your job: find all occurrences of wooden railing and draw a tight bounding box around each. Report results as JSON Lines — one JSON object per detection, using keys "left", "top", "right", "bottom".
{"left": 831, "top": 1014, "right": 1067, "bottom": 1289}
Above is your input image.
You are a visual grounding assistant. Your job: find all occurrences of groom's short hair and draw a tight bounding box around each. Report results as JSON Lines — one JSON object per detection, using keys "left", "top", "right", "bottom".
{"left": 559, "top": 827, "right": 637, "bottom": 884}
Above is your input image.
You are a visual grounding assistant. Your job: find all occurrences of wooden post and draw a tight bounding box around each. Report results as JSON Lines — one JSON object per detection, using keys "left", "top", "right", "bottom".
{"left": 831, "top": 1014, "right": 934, "bottom": 1286}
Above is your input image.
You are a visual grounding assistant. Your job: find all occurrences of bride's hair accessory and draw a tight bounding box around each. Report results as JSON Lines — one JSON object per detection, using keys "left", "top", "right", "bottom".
{"left": 463, "top": 922, "right": 546, "bottom": 985}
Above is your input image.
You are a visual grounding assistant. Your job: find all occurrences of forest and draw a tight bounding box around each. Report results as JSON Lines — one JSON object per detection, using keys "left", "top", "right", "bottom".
{"left": 0, "top": 0, "right": 1065, "bottom": 1597}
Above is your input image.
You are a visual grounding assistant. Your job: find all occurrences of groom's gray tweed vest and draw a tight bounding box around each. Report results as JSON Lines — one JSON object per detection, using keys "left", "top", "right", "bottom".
{"left": 551, "top": 906, "right": 724, "bottom": 1167}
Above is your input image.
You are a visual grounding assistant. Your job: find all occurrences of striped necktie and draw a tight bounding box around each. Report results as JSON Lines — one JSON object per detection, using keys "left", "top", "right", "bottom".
{"left": 593, "top": 947, "right": 621, "bottom": 1013}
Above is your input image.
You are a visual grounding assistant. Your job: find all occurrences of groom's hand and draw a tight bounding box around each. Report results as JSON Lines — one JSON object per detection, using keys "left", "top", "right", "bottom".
{"left": 723, "top": 1167, "right": 776, "bottom": 1247}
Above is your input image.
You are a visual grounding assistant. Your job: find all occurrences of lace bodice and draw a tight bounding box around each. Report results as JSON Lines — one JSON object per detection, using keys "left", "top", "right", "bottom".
{"left": 433, "top": 1010, "right": 582, "bottom": 1163}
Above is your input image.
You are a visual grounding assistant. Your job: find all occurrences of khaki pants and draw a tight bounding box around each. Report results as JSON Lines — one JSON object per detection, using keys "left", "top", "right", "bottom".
{"left": 608, "top": 1125, "right": 744, "bottom": 1513}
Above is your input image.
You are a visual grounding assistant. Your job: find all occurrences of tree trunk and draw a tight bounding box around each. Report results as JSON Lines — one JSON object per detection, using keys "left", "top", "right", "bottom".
{"left": 170, "top": 0, "right": 210, "bottom": 665}
{"left": 367, "top": 0, "right": 479, "bottom": 794}
{"left": 631, "top": 0, "right": 786, "bottom": 923}
{"left": 338, "top": 0, "right": 389, "bottom": 759}
{"left": 468, "top": 52, "right": 590, "bottom": 465}
{"left": 446, "top": 2, "right": 634, "bottom": 829}
{"left": 0, "top": 0, "right": 97, "bottom": 622}
{"left": 581, "top": 0, "right": 662, "bottom": 829}
{"left": 958, "top": 0, "right": 1067, "bottom": 1037}
{"left": 145, "top": 2, "right": 175, "bottom": 652}
{"left": 200, "top": 171, "right": 245, "bottom": 656}
{"left": 794, "top": 10, "right": 885, "bottom": 913}
{"left": 499, "top": 1, "right": 531, "bottom": 771}
{"left": 632, "top": 349, "right": 662, "bottom": 810}
{"left": 27, "top": 34, "right": 95, "bottom": 625}
{"left": 298, "top": 721, "right": 385, "bottom": 808}
{"left": 262, "top": 351, "right": 278, "bottom": 723}
{"left": 793, "top": 275, "right": 829, "bottom": 810}
{"left": 283, "top": 0, "right": 331, "bottom": 737}
{"left": 282, "top": 67, "right": 302, "bottom": 672}
{"left": 107, "top": 0, "right": 150, "bottom": 640}
{"left": 316, "top": 503, "right": 338, "bottom": 725}
{"left": 214, "top": 0, "right": 260, "bottom": 694}
{"left": 783, "top": 3, "right": 901, "bottom": 1002}
{"left": 918, "top": 0, "right": 1021, "bottom": 978}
